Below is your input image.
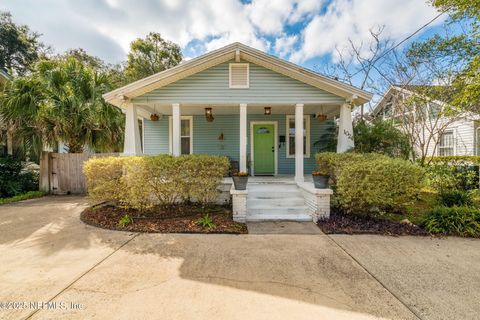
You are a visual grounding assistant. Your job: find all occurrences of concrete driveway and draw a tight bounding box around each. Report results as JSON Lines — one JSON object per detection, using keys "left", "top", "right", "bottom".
{"left": 0, "top": 196, "right": 479, "bottom": 320}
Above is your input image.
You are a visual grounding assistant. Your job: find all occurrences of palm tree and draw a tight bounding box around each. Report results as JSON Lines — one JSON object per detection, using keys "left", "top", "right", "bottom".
{"left": 0, "top": 55, "right": 124, "bottom": 157}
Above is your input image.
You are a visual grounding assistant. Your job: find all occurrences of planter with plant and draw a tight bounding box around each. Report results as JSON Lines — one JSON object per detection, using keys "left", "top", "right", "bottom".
{"left": 312, "top": 170, "right": 330, "bottom": 188}
{"left": 232, "top": 171, "right": 248, "bottom": 190}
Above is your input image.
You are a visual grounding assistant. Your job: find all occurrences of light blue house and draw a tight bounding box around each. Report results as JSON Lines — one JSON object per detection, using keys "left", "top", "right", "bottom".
{"left": 103, "top": 43, "right": 372, "bottom": 222}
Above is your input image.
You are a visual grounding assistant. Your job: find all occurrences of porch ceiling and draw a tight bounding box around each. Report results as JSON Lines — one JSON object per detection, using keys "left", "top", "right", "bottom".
{"left": 134, "top": 103, "right": 342, "bottom": 118}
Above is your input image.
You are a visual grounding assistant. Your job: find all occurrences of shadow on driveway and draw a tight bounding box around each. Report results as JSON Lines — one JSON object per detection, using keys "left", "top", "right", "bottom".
{"left": 3, "top": 196, "right": 478, "bottom": 320}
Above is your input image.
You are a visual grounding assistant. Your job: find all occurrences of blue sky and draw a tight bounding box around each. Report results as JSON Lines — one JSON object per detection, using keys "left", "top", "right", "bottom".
{"left": 1, "top": 0, "right": 446, "bottom": 88}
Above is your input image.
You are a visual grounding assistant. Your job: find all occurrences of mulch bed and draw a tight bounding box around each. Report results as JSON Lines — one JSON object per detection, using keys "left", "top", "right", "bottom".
{"left": 317, "top": 210, "right": 430, "bottom": 236}
{"left": 81, "top": 203, "right": 248, "bottom": 234}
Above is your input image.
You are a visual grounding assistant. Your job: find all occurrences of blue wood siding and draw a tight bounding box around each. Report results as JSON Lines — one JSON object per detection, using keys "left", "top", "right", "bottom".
{"left": 143, "top": 117, "right": 169, "bottom": 155}
{"left": 133, "top": 60, "right": 344, "bottom": 105}
{"left": 193, "top": 115, "right": 240, "bottom": 160}
{"left": 143, "top": 114, "right": 334, "bottom": 174}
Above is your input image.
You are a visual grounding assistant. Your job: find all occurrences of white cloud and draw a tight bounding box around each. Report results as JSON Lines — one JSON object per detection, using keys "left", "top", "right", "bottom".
{"left": 290, "top": 0, "right": 444, "bottom": 63}
{"left": 275, "top": 34, "right": 299, "bottom": 58}
{"left": 0, "top": 0, "right": 443, "bottom": 66}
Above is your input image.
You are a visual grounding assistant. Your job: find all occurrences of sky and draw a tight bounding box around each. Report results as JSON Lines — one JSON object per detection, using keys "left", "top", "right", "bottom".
{"left": 1, "top": 0, "right": 446, "bottom": 79}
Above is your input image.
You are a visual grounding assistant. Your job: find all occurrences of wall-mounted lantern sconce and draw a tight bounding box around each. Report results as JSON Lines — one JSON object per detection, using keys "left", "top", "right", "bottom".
{"left": 264, "top": 107, "right": 272, "bottom": 115}
{"left": 205, "top": 107, "right": 214, "bottom": 122}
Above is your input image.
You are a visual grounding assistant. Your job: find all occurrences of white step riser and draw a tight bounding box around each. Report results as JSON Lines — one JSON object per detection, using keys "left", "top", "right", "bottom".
{"left": 247, "top": 185, "right": 300, "bottom": 192}
{"left": 249, "top": 192, "right": 303, "bottom": 199}
{"left": 248, "top": 207, "right": 308, "bottom": 215}
{"left": 247, "top": 199, "right": 305, "bottom": 208}
{"left": 246, "top": 214, "right": 312, "bottom": 222}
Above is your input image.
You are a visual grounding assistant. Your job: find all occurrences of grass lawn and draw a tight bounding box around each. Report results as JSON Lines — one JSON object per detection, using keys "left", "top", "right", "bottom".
{"left": 0, "top": 191, "right": 46, "bottom": 205}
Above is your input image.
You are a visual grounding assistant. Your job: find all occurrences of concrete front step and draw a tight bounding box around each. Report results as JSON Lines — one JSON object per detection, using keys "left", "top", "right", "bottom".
{"left": 247, "top": 184, "right": 299, "bottom": 192}
{"left": 246, "top": 213, "right": 312, "bottom": 222}
{"left": 245, "top": 182, "right": 311, "bottom": 222}
{"left": 247, "top": 198, "right": 306, "bottom": 208}
{"left": 247, "top": 206, "right": 309, "bottom": 215}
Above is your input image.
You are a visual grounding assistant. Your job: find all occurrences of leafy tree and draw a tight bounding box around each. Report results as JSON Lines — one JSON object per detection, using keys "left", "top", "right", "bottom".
{"left": 125, "top": 32, "right": 182, "bottom": 81}
{"left": 353, "top": 120, "right": 412, "bottom": 159}
{"left": 0, "top": 11, "right": 46, "bottom": 75}
{"left": 0, "top": 55, "right": 124, "bottom": 155}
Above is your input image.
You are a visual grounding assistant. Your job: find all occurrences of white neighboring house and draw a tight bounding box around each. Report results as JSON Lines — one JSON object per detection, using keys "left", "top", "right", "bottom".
{"left": 372, "top": 85, "right": 480, "bottom": 157}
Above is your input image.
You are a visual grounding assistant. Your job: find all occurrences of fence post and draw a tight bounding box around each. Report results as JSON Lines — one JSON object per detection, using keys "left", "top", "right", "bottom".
{"left": 39, "top": 151, "right": 50, "bottom": 193}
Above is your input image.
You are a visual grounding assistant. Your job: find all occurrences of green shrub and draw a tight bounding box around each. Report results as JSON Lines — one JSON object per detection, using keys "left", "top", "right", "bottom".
{"left": 316, "top": 152, "right": 425, "bottom": 214}
{"left": 83, "top": 154, "right": 230, "bottom": 210}
{"left": 0, "top": 157, "right": 39, "bottom": 198}
{"left": 424, "top": 206, "right": 480, "bottom": 236}
{"left": 83, "top": 156, "right": 125, "bottom": 204}
{"left": 197, "top": 213, "right": 216, "bottom": 229}
{"left": 118, "top": 214, "right": 133, "bottom": 227}
{"left": 426, "top": 156, "right": 480, "bottom": 191}
{"left": 438, "top": 190, "right": 472, "bottom": 207}
{"left": 353, "top": 120, "right": 412, "bottom": 159}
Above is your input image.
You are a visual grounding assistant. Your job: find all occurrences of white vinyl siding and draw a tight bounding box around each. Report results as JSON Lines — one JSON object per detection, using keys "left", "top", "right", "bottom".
{"left": 285, "top": 115, "right": 310, "bottom": 158}
{"left": 229, "top": 63, "right": 249, "bottom": 88}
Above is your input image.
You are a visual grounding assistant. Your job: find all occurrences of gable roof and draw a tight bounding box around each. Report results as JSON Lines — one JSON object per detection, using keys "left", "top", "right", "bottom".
{"left": 103, "top": 42, "right": 372, "bottom": 107}
{"left": 371, "top": 85, "right": 451, "bottom": 117}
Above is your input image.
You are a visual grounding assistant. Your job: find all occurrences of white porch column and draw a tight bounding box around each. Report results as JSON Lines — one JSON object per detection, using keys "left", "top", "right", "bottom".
{"left": 337, "top": 102, "right": 354, "bottom": 153}
{"left": 295, "top": 103, "right": 304, "bottom": 183}
{"left": 239, "top": 103, "right": 247, "bottom": 173}
{"left": 123, "top": 102, "right": 142, "bottom": 156}
{"left": 172, "top": 103, "right": 181, "bottom": 156}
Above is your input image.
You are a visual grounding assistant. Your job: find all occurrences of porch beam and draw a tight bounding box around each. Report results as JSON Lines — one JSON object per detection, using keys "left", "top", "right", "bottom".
{"left": 239, "top": 103, "right": 247, "bottom": 173}
{"left": 172, "top": 103, "right": 181, "bottom": 156}
{"left": 123, "top": 102, "right": 142, "bottom": 156}
{"left": 295, "top": 103, "right": 304, "bottom": 183}
{"left": 337, "top": 102, "right": 354, "bottom": 153}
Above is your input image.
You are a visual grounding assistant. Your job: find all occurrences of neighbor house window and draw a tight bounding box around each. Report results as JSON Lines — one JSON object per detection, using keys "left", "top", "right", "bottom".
{"left": 438, "top": 130, "right": 454, "bottom": 156}
{"left": 169, "top": 116, "right": 193, "bottom": 154}
{"left": 286, "top": 115, "right": 310, "bottom": 158}
{"left": 229, "top": 63, "right": 249, "bottom": 88}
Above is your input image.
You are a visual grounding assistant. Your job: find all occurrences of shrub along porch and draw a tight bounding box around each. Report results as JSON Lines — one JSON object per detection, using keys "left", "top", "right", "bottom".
{"left": 103, "top": 43, "right": 372, "bottom": 222}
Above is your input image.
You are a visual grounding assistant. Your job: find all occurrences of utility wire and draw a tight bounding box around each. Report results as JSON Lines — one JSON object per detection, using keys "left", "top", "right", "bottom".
{"left": 349, "top": 10, "right": 447, "bottom": 79}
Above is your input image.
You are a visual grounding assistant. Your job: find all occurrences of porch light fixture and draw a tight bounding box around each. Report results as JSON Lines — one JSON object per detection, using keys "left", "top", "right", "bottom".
{"left": 205, "top": 107, "right": 214, "bottom": 122}
{"left": 264, "top": 107, "right": 271, "bottom": 115}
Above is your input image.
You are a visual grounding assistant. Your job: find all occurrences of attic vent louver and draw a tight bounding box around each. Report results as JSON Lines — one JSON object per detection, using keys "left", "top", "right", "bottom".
{"left": 229, "top": 63, "right": 249, "bottom": 88}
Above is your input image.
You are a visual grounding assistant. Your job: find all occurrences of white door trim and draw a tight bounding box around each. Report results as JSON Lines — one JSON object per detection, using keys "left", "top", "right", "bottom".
{"left": 250, "top": 121, "right": 278, "bottom": 176}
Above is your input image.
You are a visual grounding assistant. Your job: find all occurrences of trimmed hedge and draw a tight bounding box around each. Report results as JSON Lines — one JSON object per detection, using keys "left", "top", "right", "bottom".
{"left": 83, "top": 155, "right": 230, "bottom": 210}
{"left": 424, "top": 206, "right": 480, "bottom": 237}
{"left": 316, "top": 152, "right": 425, "bottom": 214}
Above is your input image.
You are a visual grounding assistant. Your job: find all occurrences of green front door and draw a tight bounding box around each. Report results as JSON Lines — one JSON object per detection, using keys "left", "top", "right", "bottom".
{"left": 253, "top": 124, "right": 275, "bottom": 175}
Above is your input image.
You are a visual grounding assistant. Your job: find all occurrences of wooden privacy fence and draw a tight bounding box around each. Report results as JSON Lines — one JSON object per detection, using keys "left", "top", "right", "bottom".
{"left": 39, "top": 152, "right": 119, "bottom": 195}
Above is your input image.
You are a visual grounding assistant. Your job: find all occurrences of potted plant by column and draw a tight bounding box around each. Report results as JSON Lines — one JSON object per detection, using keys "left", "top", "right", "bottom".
{"left": 312, "top": 170, "right": 330, "bottom": 188}
{"left": 232, "top": 172, "right": 248, "bottom": 190}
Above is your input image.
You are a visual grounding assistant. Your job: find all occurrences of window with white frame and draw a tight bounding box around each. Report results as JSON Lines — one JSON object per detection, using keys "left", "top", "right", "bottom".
{"left": 229, "top": 63, "right": 249, "bottom": 88}
{"left": 286, "top": 115, "right": 310, "bottom": 158}
{"left": 438, "top": 130, "right": 454, "bottom": 156}
{"left": 169, "top": 116, "right": 193, "bottom": 154}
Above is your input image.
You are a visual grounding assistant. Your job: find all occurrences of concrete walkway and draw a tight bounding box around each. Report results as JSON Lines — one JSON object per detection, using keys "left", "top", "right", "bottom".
{"left": 0, "top": 196, "right": 479, "bottom": 320}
